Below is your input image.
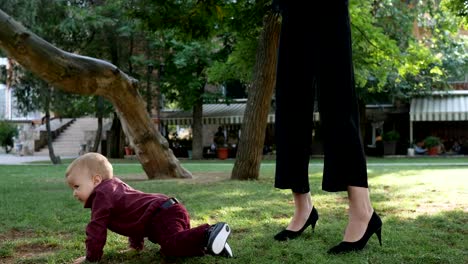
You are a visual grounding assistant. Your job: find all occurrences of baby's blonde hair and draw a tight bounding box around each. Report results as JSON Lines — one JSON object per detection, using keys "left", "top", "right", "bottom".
{"left": 65, "top": 152, "right": 113, "bottom": 180}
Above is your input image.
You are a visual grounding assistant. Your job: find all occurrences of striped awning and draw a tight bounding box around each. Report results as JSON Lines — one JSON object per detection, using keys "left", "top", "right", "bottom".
{"left": 410, "top": 91, "right": 468, "bottom": 121}
{"left": 161, "top": 103, "right": 275, "bottom": 125}
{"left": 161, "top": 102, "right": 319, "bottom": 125}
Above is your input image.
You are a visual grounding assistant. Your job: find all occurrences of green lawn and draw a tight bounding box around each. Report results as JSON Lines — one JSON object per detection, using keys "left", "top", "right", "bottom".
{"left": 0, "top": 158, "right": 467, "bottom": 263}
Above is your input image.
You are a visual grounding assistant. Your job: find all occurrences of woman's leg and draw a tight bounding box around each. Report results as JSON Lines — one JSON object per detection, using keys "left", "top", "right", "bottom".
{"left": 316, "top": 0, "right": 368, "bottom": 192}
{"left": 274, "top": 3, "right": 316, "bottom": 231}
{"left": 315, "top": 1, "right": 377, "bottom": 244}
{"left": 344, "top": 186, "right": 373, "bottom": 241}
{"left": 286, "top": 192, "right": 313, "bottom": 231}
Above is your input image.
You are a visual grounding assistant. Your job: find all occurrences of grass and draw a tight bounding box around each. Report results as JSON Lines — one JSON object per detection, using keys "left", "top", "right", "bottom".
{"left": 0, "top": 158, "right": 467, "bottom": 263}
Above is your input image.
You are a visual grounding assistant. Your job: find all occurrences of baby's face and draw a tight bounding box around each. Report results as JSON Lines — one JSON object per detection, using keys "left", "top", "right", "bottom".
{"left": 67, "top": 170, "right": 98, "bottom": 205}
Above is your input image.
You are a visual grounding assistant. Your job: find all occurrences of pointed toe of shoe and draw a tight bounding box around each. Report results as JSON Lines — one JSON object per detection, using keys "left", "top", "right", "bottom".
{"left": 327, "top": 242, "right": 356, "bottom": 254}
{"left": 274, "top": 230, "right": 292, "bottom": 241}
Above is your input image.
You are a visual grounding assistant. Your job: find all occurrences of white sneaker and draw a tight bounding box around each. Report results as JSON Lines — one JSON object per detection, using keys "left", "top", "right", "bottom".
{"left": 206, "top": 222, "right": 231, "bottom": 255}
{"left": 220, "top": 242, "right": 233, "bottom": 258}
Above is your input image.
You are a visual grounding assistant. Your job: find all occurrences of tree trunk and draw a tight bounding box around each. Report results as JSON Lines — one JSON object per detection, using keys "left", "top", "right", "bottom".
{"left": 191, "top": 93, "right": 204, "bottom": 160}
{"left": 108, "top": 113, "right": 121, "bottom": 158}
{"left": 0, "top": 9, "right": 191, "bottom": 179}
{"left": 231, "top": 11, "right": 281, "bottom": 180}
{"left": 91, "top": 96, "right": 103, "bottom": 153}
{"left": 45, "top": 87, "right": 60, "bottom": 164}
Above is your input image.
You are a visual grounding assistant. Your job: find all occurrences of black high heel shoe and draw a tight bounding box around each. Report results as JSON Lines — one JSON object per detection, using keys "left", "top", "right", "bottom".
{"left": 327, "top": 211, "right": 382, "bottom": 254}
{"left": 274, "top": 207, "right": 319, "bottom": 241}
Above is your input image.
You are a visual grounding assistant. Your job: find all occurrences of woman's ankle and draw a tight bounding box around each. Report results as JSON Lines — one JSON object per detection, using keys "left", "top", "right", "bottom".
{"left": 292, "top": 192, "right": 312, "bottom": 210}
{"left": 347, "top": 186, "right": 373, "bottom": 221}
{"left": 287, "top": 192, "right": 313, "bottom": 230}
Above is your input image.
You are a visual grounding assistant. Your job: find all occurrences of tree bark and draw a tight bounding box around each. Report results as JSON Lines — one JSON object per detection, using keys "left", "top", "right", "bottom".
{"left": 191, "top": 86, "right": 204, "bottom": 160}
{"left": 45, "top": 87, "right": 60, "bottom": 164}
{"left": 231, "top": 11, "right": 281, "bottom": 180}
{"left": 91, "top": 96, "right": 103, "bottom": 153}
{"left": 0, "top": 9, "right": 191, "bottom": 179}
{"left": 108, "top": 113, "right": 120, "bottom": 158}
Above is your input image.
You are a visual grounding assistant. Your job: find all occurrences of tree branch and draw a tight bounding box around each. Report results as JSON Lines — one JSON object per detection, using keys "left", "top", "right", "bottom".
{"left": 0, "top": 8, "right": 192, "bottom": 179}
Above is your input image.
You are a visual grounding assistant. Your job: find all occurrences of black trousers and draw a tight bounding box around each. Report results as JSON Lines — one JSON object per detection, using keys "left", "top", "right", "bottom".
{"left": 274, "top": 1, "right": 368, "bottom": 193}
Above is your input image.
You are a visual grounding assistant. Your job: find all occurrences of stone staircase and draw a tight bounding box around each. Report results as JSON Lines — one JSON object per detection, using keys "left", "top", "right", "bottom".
{"left": 35, "top": 117, "right": 99, "bottom": 157}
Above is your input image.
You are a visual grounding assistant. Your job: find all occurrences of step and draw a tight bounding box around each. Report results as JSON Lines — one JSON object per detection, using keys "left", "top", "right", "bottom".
{"left": 35, "top": 117, "right": 102, "bottom": 157}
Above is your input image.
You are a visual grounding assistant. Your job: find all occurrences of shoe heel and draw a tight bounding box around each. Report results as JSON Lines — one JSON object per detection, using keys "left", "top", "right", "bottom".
{"left": 311, "top": 207, "right": 319, "bottom": 232}
{"left": 311, "top": 215, "right": 318, "bottom": 232}
{"left": 327, "top": 211, "right": 383, "bottom": 254}
{"left": 375, "top": 228, "right": 382, "bottom": 246}
{"left": 274, "top": 207, "right": 318, "bottom": 241}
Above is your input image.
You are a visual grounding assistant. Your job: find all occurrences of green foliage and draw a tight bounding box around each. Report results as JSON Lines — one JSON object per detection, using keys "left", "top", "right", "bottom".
{"left": 391, "top": 40, "right": 448, "bottom": 97}
{"left": 162, "top": 39, "right": 220, "bottom": 110}
{"left": 2, "top": 0, "right": 466, "bottom": 114}
{"left": 11, "top": 69, "right": 49, "bottom": 114}
{"left": 0, "top": 1, "right": 103, "bottom": 118}
{"left": 415, "top": 0, "right": 468, "bottom": 83}
{"left": 0, "top": 121, "right": 18, "bottom": 153}
{"left": 206, "top": 0, "right": 271, "bottom": 85}
{"left": 12, "top": 69, "right": 99, "bottom": 118}
{"left": 207, "top": 0, "right": 271, "bottom": 84}
{"left": 441, "top": 0, "right": 468, "bottom": 26}
{"left": 132, "top": 0, "right": 271, "bottom": 108}
{"left": 132, "top": 0, "right": 227, "bottom": 40}
{"left": 424, "top": 136, "right": 441, "bottom": 148}
{"left": 351, "top": 0, "right": 467, "bottom": 103}
{"left": 207, "top": 0, "right": 466, "bottom": 104}
{"left": 382, "top": 130, "right": 401, "bottom": 142}
{"left": 207, "top": 37, "right": 258, "bottom": 84}
{"left": 350, "top": 0, "right": 402, "bottom": 93}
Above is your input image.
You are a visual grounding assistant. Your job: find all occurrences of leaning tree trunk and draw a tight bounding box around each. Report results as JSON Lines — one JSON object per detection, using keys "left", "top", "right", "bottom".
{"left": 0, "top": 9, "right": 191, "bottom": 179}
{"left": 231, "top": 11, "right": 281, "bottom": 180}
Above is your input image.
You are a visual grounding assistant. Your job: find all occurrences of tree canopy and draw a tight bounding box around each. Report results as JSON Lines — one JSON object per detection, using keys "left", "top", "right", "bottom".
{"left": 4, "top": 0, "right": 464, "bottom": 115}
{"left": 0, "top": 0, "right": 465, "bottom": 179}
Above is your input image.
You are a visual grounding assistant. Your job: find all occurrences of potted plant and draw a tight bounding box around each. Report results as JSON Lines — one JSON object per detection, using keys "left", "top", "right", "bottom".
{"left": 382, "top": 130, "right": 400, "bottom": 155}
{"left": 124, "top": 145, "right": 134, "bottom": 156}
{"left": 424, "top": 136, "right": 441, "bottom": 156}
{"left": 217, "top": 144, "right": 229, "bottom": 160}
{"left": 0, "top": 121, "right": 18, "bottom": 154}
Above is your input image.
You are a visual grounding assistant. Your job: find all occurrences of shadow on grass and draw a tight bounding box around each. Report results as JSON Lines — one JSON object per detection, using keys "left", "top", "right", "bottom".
{"left": 0, "top": 164, "right": 466, "bottom": 263}
{"left": 89, "top": 210, "right": 467, "bottom": 264}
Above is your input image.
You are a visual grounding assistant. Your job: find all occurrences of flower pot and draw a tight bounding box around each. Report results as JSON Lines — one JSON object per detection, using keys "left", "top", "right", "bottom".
{"left": 428, "top": 146, "right": 439, "bottom": 156}
{"left": 217, "top": 147, "right": 229, "bottom": 160}
{"left": 383, "top": 141, "right": 397, "bottom": 155}
{"left": 124, "top": 146, "right": 134, "bottom": 156}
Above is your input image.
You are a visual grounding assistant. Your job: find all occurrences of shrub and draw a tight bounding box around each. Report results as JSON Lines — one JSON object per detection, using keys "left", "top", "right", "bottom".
{"left": 424, "top": 136, "right": 441, "bottom": 148}
{"left": 383, "top": 130, "right": 400, "bottom": 142}
{"left": 0, "top": 121, "right": 18, "bottom": 153}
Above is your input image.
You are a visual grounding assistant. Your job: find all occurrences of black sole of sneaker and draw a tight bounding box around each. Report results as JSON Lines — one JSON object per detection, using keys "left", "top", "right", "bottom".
{"left": 207, "top": 223, "right": 231, "bottom": 254}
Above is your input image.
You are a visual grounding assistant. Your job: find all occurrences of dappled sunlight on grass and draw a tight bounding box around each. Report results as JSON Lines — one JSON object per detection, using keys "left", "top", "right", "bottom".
{"left": 370, "top": 167, "right": 467, "bottom": 219}
{"left": 1, "top": 161, "right": 467, "bottom": 263}
{"left": 377, "top": 210, "right": 466, "bottom": 263}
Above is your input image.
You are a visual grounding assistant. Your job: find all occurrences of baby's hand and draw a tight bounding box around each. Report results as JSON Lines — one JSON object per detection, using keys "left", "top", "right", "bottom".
{"left": 72, "top": 256, "right": 87, "bottom": 264}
